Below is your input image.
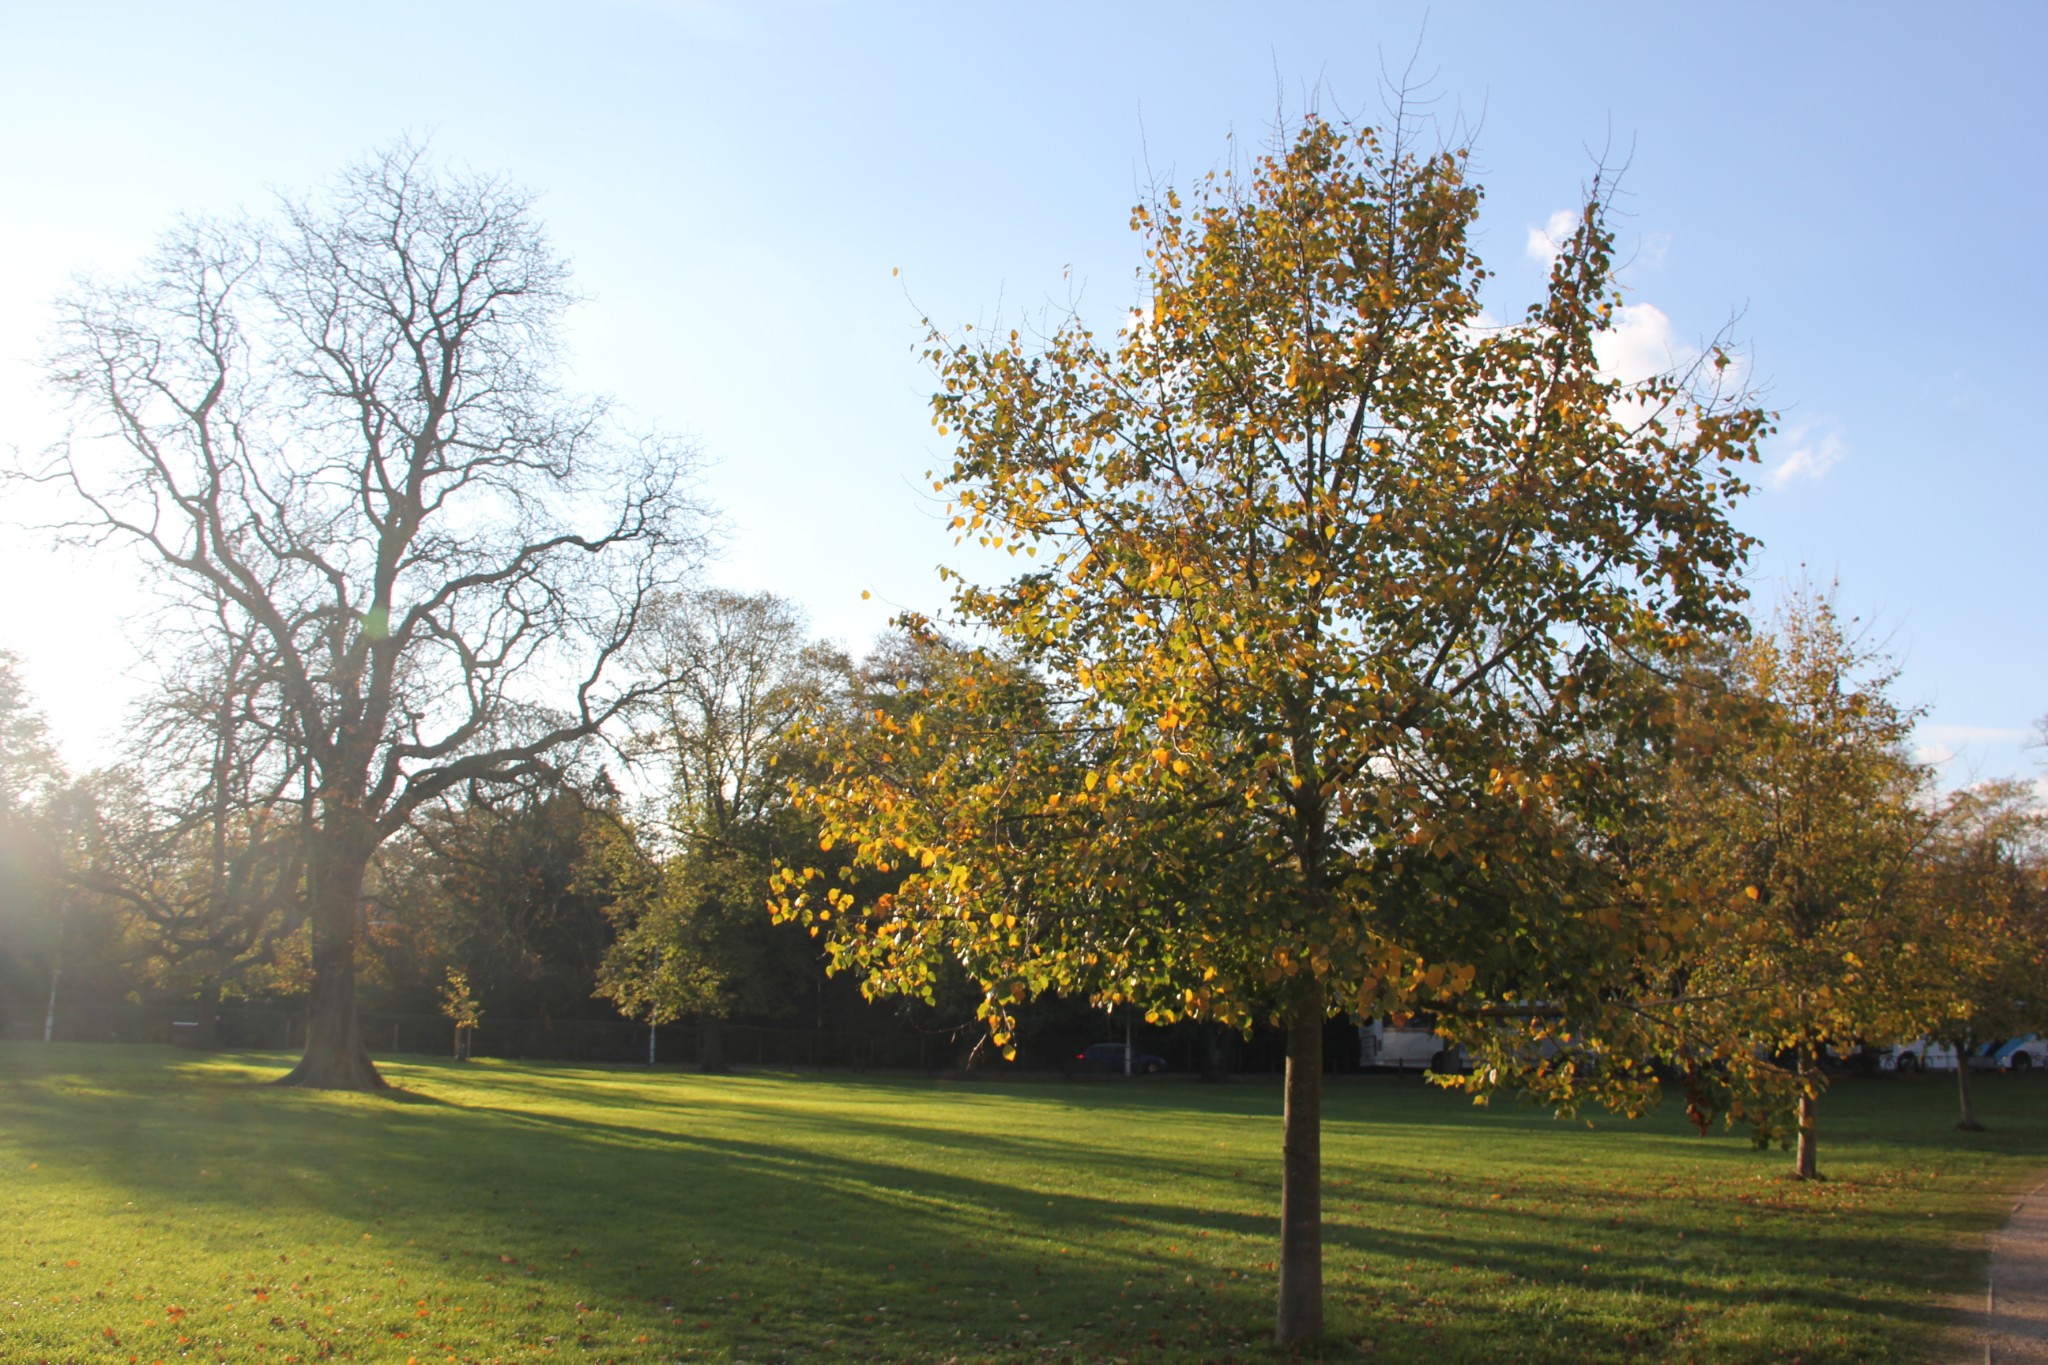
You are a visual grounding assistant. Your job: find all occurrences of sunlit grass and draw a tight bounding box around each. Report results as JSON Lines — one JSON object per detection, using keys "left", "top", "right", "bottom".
{"left": 0, "top": 1043, "right": 2038, "bottom": 1363}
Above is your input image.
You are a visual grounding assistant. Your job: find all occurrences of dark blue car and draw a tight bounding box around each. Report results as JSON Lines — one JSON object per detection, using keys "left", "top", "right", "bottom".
{"left": 1074, "top": 1042, "right": 1167, "bottom": 1075}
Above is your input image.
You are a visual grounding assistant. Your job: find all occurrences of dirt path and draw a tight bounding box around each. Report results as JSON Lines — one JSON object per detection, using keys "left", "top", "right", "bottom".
{"left": 1980, "top": 1177, "right": 2048, "bottom": 1364}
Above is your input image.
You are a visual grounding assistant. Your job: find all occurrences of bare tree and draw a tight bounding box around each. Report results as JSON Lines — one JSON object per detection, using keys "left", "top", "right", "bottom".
{"left": 23, "top": 144, "right": 709, "bottom": 1089}
{"left": 631, "top": 590, "right": 845, "bottom": 843}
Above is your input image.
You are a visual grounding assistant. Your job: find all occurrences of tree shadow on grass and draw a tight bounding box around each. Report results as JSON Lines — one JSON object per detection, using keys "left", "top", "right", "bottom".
{"left": 0, "top": 1044, "right": 2028, "bottom": 1364}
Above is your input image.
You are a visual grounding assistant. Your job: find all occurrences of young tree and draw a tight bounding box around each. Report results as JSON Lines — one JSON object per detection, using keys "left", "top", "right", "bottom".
{"left": 23, "top": 145, "right": 709, "bottom": 1089}
{"left": 780, "top": 115, "right": 1765, "bottom": 1341}
{"left": 439, "top": 967, "right": 483, "bottom": 1060}
{"left": 1651, "top": 594, "right": 1938, "bottom": 1177}
{"left": 1913, "top": 779, "right": 2047, "bottom": 1130}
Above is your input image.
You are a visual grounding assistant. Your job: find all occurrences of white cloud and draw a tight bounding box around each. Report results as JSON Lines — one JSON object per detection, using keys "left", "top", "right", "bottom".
{"left": 1592, "top": 302, "right": 1691, "bottom": 387}
{"left": 1761, "top": 422, "right": 1847, "bottom": 490}
{"left": 1525, "top": 209, "right": 1578, "bottom": 265}
{"left": 1918, "top": 724, "right": 2029, "bottom": 747}
{"left": 1914, "top": 723, "right": 2033, "bottom": 779}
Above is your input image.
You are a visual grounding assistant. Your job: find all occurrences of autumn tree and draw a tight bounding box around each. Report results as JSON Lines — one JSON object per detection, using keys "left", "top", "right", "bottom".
{"left": 778, "top": 114, "right": 1766, "bottom": 1341}
{"left": 22, "top": 144, "right": 709, "bottom": 1089}
{"left": 440, "top": 967, "right": 483, "bottom": 1060}
{"left": 1911, "top": 779, "right": 2047, "bottom": 1130}
{"left": 1646, "top": 593, "right": 1939, "bottom": 1177}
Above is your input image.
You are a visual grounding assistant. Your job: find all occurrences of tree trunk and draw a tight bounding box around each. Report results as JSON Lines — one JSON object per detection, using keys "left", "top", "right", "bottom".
{"left": 193, "top": 976, "right": 223, "bottom": 1050}
{"left": 42, "top": 893, "right": 67, "bottom": 1042}
{"left": 1201, "top": 1021, "right": 1232, "bottom": 1083}
{"left": 1792, "top": 1052, "right": 1820, "bottom": 1179}
{"left": 1956, "top": 1043, "right": 1984, "bottom": 1131}
{"left": 1276, "top": 979, "right": 1325, "bottom": 1344}
{"left": 42, "top": 948, "right": 62, "bottom": 1043}
{"left": 700, "top": 1017, "right": 728, "bottom": 1073}
{"left": 275, "top": 831, "right": 386, "bottom": 1091}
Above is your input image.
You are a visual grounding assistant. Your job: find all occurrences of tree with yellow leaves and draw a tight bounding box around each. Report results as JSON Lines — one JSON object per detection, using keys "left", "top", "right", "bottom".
{"left": 778, "top": 114, "right": 1766, "bottom": 1343}
{"left": 439, "top": 967, "right": 483, "bottom": 1062}
{"left": 1644, "top": 592, "right": 1940, "bottom": 1178}
{"left": 1913, "top": 778, "right": 2047, "bottom": 1131}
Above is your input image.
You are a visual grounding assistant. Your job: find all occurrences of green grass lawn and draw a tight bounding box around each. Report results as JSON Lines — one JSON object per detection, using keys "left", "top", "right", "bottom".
{"left": 1, "top": 1044, "right": 2040, "bottom": 1364}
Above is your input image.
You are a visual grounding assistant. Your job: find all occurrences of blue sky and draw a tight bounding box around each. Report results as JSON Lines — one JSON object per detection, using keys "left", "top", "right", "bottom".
{"left": 2, "top": 1, "right": 2042, "bottom": 784}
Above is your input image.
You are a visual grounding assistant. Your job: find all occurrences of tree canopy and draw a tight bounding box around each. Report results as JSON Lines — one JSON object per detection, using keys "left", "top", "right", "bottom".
{"left": 779, "top": 114, "right": 1769, "bottom": 1342}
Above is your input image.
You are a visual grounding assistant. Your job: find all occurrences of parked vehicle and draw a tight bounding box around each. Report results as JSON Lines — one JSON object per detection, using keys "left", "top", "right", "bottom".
{"left": 1357, "top": 1018, "right": 1465, "bottom": 1074}
{"left": 1993, "top": 1036, "right": 2046, "bottom": 1073}
{"left": 1073, "top": 1042, "right": 1167, "bottom": 1075}
{"left": 1882, "top": 1039, "right": 2002, "bottom": 1073}
{"left": 1882, "top": 1040, "right": 1953, "bottom": 1073}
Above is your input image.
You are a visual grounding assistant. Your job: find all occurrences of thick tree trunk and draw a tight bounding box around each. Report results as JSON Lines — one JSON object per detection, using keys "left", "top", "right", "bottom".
{"left": 1276, "top": 979, "right": 1325, "bottom": 1344}
{"left": 1793, "top": 1053, "right": 1820, "bottom": 1179}
{"left": 1956, "top": 1045, "right": 1984, "bottom": 1131}
{"left": 275, "top": 831, "right": 386, "bottom": 1091}
{"left": 193, "top": 976, "right": 223, "bottom": 1050}
{"left": 700, "top": 1017, "right": 728, "bottom": 1073}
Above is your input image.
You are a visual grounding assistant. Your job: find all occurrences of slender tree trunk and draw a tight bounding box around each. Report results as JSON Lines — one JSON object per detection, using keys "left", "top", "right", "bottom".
{"left": 1276, "top": 978, "right": 1325, "bottom": 1344}
{"left": 42, "top": 952, "right": 62, "bottom": 1043}
{"left": 1956, "top": 1041, "right": 1984, "bottom": 1131}
{"left": 275, "top": 829, "right": 386, "bottom": 1091}
{"left": 193, "top": 976, "right": 223, "bottom": 1050}
{"left": 700, "top": 1017, "right": 727, "bottom": 1073}
{"left": 1201, "top": 1021, "right": 1232, "bottom": 1083}
{"left": 41, "top": 893, "right": 67, "bottom": 1043}
{"left": 1793, "top": 1050, "right": 1820, "bottom": 1180}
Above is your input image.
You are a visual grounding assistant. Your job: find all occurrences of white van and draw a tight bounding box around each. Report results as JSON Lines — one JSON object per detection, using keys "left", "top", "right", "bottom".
{"left": 1357, "top": 1018, "right": 1463, "bottom": 1073}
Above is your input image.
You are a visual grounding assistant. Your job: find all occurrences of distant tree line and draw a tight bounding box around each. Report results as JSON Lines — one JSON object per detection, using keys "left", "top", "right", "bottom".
{"left": 0, "top": 621, "right": 1238, "bottom": 1073}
